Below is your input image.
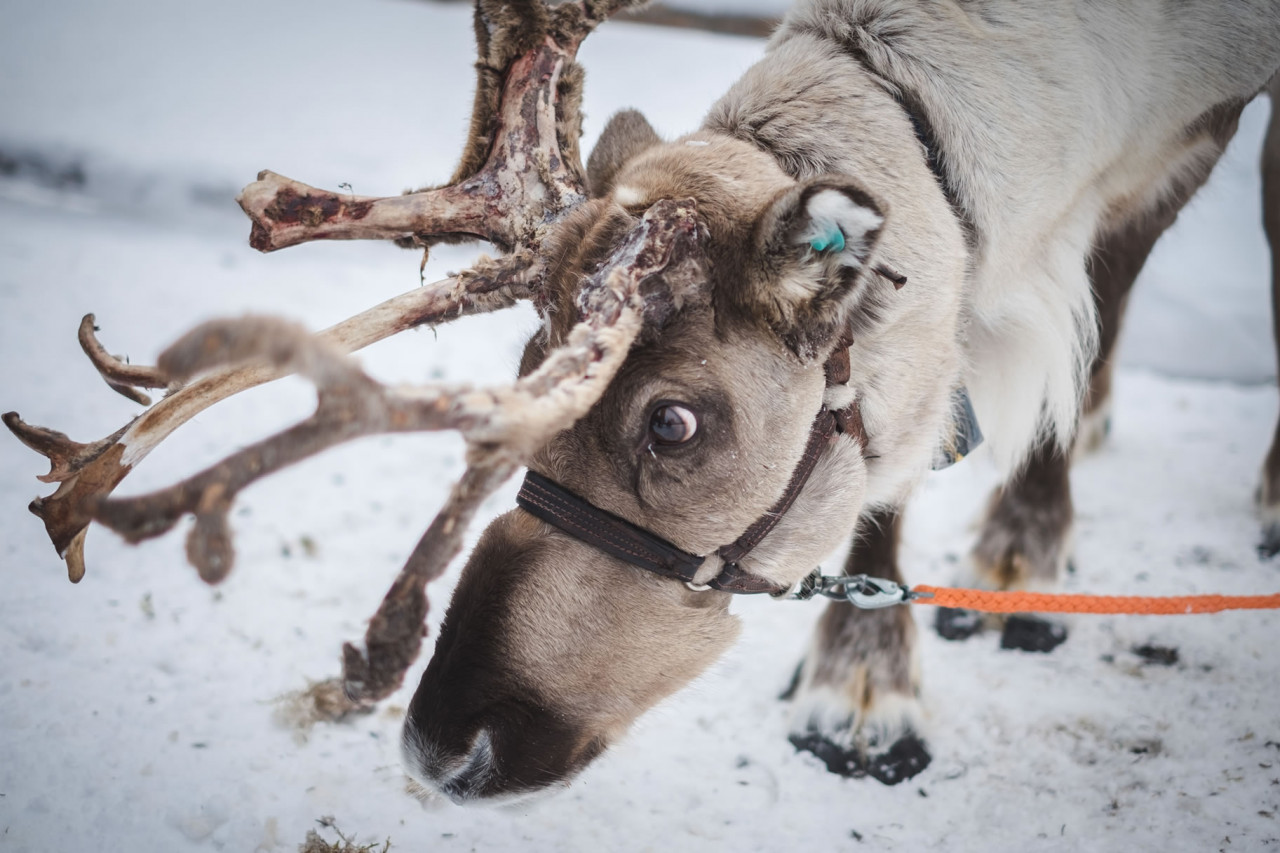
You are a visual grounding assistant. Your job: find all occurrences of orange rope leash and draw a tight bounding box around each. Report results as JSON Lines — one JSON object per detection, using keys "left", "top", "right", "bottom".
{"left": 910, "top": 585, "right": 1280, "bottom": 615}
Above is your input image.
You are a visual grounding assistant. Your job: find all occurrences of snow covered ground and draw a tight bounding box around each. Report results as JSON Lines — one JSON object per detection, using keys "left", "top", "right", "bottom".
{"left": 2, "top": 1, "right": 1279, "bottom": 850}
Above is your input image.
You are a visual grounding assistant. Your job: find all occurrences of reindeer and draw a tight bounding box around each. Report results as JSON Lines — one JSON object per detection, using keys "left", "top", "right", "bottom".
{"left": 7, "top": 0, "right": 1280, "bottom": 805}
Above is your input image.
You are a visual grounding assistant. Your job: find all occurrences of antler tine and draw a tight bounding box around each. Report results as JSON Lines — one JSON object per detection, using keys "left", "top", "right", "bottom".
{"left": 77, "top": 314, "right": 172, "bottom": 406}
{"left": 334, "top": 460, "right": 518, "bottom": 716}
{"left": 3, "top": 413, "right": 129, "bottom": 486}
{"left": 238, "top": 171, "right": 493, "bottom": 254}
{"left": 284, "top": 459, "right": 518, "bottom": 723}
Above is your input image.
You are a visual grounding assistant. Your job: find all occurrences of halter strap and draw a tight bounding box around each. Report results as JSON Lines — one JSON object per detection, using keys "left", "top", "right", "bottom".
{"left": 516, "top": 329, "right": 867, "bottom": 595}
{"left": 516, "top": 400, "right": 857, "bottom": 594}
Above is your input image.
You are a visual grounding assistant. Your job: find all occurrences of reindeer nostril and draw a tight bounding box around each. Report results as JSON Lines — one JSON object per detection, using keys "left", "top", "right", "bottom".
{"left": 401, "top": 723, "right": 496, "bottom": 804}
{"left": 439, "top": 730, "right": 495, "bottom": 802}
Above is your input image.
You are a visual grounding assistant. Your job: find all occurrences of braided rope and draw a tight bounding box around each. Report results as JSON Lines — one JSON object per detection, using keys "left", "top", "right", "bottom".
{"left": 910, "top": 585, "right": 1280, "bottom": 615}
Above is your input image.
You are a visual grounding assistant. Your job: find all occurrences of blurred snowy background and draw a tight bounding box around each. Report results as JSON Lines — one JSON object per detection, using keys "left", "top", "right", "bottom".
{"left": 2, "top": 1, "right": 1278, "bottom": 851}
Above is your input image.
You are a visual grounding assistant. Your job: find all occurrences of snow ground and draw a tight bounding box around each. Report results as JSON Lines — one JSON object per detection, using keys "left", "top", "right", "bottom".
{"left": 1, "top": 1, "right": 1279, "bottom": 851}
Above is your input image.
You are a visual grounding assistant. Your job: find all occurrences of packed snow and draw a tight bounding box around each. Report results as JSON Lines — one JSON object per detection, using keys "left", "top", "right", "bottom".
{"left": 2, "top": 1, "right": 1279, "bottom": 851}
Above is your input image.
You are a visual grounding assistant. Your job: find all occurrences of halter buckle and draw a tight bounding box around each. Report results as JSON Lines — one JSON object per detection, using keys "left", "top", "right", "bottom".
{"left": 785, "top": 569, "right": 917, "bottom": 609}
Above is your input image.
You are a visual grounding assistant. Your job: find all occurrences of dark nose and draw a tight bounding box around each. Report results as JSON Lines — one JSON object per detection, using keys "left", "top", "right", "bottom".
{"left": 401, "top": 722, "right": 497, "bottom": 804}
{"left": 401, "top": 680, "right": 607, "bottom": 803}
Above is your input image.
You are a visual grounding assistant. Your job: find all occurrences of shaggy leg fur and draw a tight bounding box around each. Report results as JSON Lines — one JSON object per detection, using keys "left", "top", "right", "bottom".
{"left": 1258, "top": 79, "right": 1280, "bottom": 558}
{"left": 788, "top": 509, "right": 929, "bottom": 784}
{"left": 941, "top": 101, "right": 1244, "bottom": 647}
{"left": 941, "top": 438, "right": 1075, "bottom": 651}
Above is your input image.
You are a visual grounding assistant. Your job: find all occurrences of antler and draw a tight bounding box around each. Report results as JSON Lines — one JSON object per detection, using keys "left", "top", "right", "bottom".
{"left": 6, "top": 0, "right": 695, "bottom": 718}
{"left": 239, "top": 0, "right": 640, "bottom": 254}
{"left": 4, "top": 258, "right": 531, "bottom": 583}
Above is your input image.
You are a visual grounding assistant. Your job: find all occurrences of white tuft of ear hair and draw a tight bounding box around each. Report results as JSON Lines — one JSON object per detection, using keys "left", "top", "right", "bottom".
{"left": 793, "top": 189, "right": 883, "bottom": 268}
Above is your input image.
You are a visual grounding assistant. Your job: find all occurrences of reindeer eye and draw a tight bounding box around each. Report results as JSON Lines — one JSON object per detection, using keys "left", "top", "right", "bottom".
{"left": 649, "top": 404, "right": 698, "bottom": 445}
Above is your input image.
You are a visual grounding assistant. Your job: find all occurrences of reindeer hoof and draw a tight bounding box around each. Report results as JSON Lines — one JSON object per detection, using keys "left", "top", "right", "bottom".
{"left": 1257, "top": 522, "right": 1280, "bottom": 560}
{"left": 789, "top": 731, "right": 931, "bottom": 785}
{"left": 1000, "top": 614, "right": 1068, "bottom": 653}
{"left": 934, "top": 606, "right": 984, "bottom": 641}
{"left": 862, "top": 733, "right": 931, "bottom": 785}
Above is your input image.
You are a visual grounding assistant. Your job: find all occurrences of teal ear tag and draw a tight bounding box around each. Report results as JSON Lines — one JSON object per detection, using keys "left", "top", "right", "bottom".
{"left": 810, "top": 228, "right": 845, "bottom": 253}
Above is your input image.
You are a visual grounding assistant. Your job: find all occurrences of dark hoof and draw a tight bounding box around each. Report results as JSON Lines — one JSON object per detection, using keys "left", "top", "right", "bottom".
{"left": 864, "top": 733, "right": 932, "bottom": 785}
{"left": 1258, "top": 522, "right": 1280, "bottom": 560}
{"left": 789, "top": 732, "right": 931, "bottom": 785}
{"left": 935, "top": 606, "right": 983, "bottom": 641}
{"left": 1000, "top": 615, "right": 1068, "bottom": 653}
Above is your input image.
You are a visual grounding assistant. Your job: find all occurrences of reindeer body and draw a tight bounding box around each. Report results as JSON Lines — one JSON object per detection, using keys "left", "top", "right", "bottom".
{"left": 398, "top": 0, "right": 1280, "bottom": 801}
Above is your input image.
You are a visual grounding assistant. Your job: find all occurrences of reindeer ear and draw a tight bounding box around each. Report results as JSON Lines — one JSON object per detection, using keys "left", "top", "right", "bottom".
{"left": 752, "top": 179, "right": 887, "bottom": 361}
{"left": 786, "top": 186, "right": 884, "bottom": 269}
{"left": 587, "top": 110, "right": 661, "bottom": 198}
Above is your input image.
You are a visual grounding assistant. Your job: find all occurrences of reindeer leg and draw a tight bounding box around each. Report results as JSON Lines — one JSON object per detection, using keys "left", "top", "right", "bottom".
{"left": 1257, "top": 77, "right": 1280, "bottom": 557}
{"left": 935, "top": 233, "right": 1133, "bottom": 649}
{"left": 788, "top": 508, "right": 929, "bottom": 785}
{"left": 950, "top": 439, "right": 1074, "bottom": 651}
{"left": 940, "top": 100, "right": 1246, "bottom": 647}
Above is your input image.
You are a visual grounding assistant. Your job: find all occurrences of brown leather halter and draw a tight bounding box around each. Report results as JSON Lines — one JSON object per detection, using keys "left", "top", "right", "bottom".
{"left": 516, "top": 332, "right": 866, "bottom": 596}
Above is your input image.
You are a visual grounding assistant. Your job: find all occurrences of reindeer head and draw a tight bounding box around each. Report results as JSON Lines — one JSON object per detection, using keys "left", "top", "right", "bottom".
{"left": 403, "top": 113, "right": 893, "bottom": 802}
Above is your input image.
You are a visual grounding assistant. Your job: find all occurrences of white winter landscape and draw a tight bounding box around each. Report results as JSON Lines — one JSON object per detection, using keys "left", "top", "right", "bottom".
{"left": 2, "top": 1, "right": 1279, "bottom": 851}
